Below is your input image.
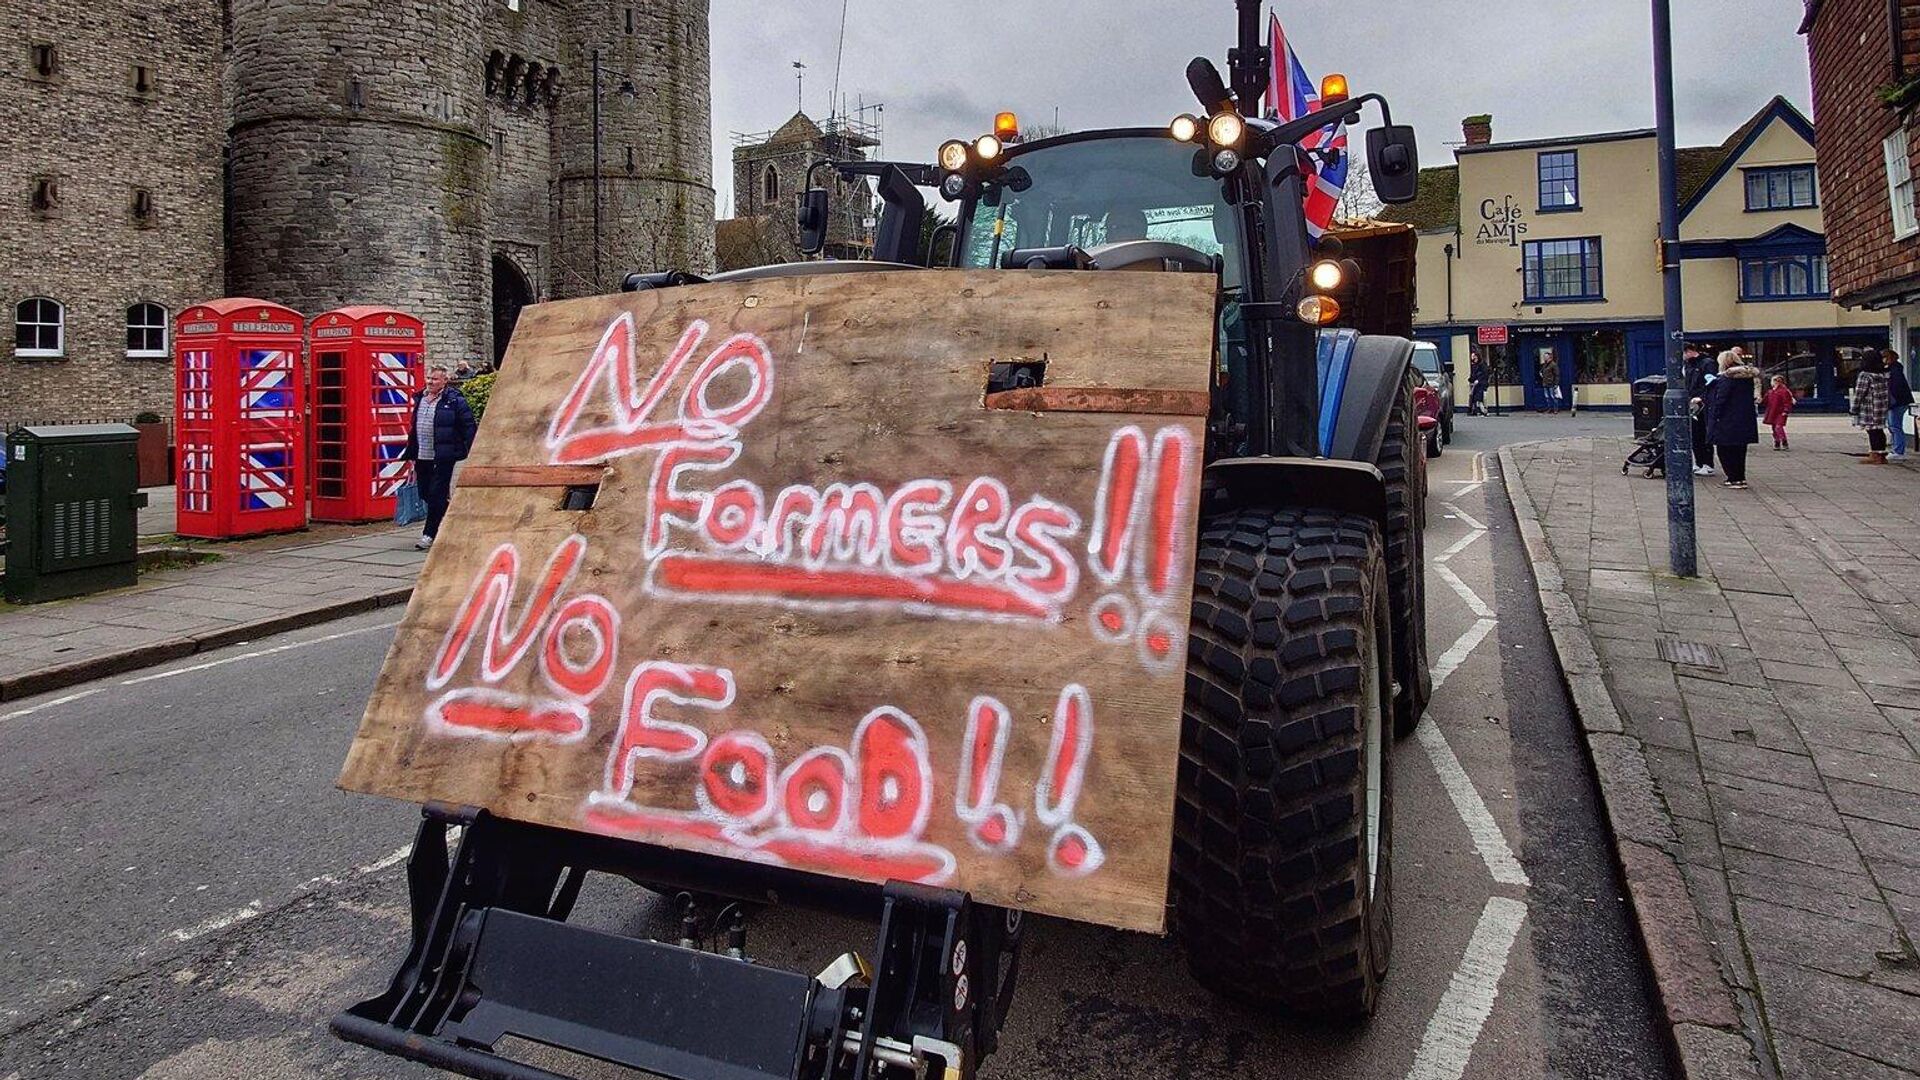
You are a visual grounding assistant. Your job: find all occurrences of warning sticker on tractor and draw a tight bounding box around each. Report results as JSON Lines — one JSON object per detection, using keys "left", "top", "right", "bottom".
{"left": 339, "top": 270, "right": 1216, "bottom": 932}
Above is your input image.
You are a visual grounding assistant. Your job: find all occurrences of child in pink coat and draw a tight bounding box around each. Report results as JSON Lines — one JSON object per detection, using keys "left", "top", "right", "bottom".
{"left": 1763, "top": 375, "right": 1795, "bottom": 450}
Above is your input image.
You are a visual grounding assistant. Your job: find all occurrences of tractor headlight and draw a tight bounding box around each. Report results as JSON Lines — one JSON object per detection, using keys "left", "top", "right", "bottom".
{"left": 938, "top": 140, "right": 970, "bottom": 173}
{"left": 1297, "top": 295, "right": 1341, "bottom": 325}
{"left": 1309, "top": 259, "right": 1344, "bottom": 292}
{"left": 940, "top": 172, "right": 970, "bottom": 200}
{"left": 1211, "top": 148, "right": 1242, "bottom": 174}
{"left": 1208, "top": 111, "right": 1245, "bottom": 148}
{"left": 1169, "top": 114, "right": 1201, "bottom": 143}
{"left": 973, "top": 134, "right": 1003, "bottom": 162}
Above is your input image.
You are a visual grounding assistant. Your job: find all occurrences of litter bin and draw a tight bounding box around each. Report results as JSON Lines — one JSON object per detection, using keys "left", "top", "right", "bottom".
{"left": 1631, "top": 375, "right": 1667, "bottom": 437}
{"left": 4, "top": 424, "right": 149, "bottom": 603}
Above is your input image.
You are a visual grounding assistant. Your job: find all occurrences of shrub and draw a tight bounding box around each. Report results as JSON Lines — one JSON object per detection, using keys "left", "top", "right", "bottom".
{"left": 461, "top": 372, "right": 497, "bottom": 420}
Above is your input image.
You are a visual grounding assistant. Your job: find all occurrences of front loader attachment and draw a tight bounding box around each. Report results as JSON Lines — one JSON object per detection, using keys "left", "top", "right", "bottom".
{"left": 335, "top": 805, "right": 1023, "bottom": 1080}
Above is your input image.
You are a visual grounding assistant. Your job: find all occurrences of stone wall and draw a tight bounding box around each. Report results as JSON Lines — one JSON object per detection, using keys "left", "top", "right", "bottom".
{"left": 483, "top": 0, "right": 562, "bottom": 313}
{"left": 0, "top": 0, "right": 715, "bottom": 426}
{"left": 0, "top": 0, "right": 225, "bottom": 427}
{"left": 226, "top": 0, "right": 492, "bottom": 368}
{"left": 551, "top": 0, "right": 715, "bottom": 295}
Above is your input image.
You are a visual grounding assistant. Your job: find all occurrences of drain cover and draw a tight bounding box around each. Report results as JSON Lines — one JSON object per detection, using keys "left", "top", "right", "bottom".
{"left": 1656, "top": 637, "right": 1724, "bottom": 671}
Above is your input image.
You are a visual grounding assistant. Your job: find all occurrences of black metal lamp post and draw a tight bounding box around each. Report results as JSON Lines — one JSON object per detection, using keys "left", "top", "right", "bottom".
{"left": 1652, "top": 0, "right": 1698, "bottom": 576}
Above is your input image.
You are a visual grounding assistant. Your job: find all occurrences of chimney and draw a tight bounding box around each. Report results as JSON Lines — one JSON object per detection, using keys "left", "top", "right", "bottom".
{"left": 1462, "top": 114, "right": 1493, "bottom": 147}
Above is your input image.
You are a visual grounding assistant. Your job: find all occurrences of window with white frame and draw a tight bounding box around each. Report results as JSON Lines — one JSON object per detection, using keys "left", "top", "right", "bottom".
{"left": 1887, "top": 129, "right": 1919, "bottom": 240}
{"left": 127, "top": 302, "right": 167, "bottom": 357}
{"left": 1744, "top": 165, "right": 1817, "bottom": 210}
{"left": 14, "top": 298, "right": 64, "bottom": 357}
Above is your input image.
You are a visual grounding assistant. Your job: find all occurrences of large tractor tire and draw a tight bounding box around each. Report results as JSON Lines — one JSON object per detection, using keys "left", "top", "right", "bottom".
{"left": 1173, "top": 507, "right": 1395, "bottom": 1020}
{"left": 1376, "top": 380, "right": 1432, "bottom": 738}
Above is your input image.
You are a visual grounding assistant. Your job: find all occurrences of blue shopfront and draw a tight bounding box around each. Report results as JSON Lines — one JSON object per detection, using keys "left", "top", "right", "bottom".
{"left": 1420, "top": 321, "right": 1883, "bottom": 411}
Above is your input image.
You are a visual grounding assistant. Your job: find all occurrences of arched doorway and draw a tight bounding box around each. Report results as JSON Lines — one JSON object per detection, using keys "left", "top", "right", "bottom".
{"left": 491, "top": 255, "right": 533, "bottom": 367}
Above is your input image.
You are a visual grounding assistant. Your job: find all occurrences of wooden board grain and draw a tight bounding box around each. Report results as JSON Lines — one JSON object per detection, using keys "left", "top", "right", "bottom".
{"left": 340, "top": 270, "right": 1216, "bottom": 932}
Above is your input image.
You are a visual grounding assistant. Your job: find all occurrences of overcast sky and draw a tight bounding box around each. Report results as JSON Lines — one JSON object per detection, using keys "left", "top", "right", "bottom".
{"left": 707, "top": 0, "right": 1814, "bottom": 217}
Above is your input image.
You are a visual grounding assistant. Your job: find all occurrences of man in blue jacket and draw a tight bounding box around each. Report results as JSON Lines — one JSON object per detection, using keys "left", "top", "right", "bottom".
{"left": 403, "top": 364, "right": 478, "bottom": 550}
{"left": 1884, "top": 349, "right": 1914, "bottom": 460}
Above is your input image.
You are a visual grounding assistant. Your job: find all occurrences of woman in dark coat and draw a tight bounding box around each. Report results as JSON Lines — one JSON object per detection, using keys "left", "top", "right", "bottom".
{"left": 1698, "top": 349, "right": 1760, "bottom": 489}
{"left": 402, "top": 364, "right": 479, "bottom": 549}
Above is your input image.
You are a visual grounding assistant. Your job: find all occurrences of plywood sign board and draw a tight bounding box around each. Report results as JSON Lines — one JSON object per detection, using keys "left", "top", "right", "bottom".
{"left": 340, "top": 270, "right": 1216, "bottom": 933}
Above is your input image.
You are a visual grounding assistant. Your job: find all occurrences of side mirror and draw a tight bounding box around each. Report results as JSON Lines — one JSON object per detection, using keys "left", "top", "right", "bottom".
{"left": 1366, "top": 125, "right": 1419, "bottom": 205}
{"left": 796, "top": 188, "right": 830, "bottom": 256}
{"left": 929, "top": 222, "right": 958, "bottom": 266}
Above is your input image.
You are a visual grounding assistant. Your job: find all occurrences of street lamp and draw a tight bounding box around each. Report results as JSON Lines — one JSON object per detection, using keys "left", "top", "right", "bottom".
{"left": 1652, "top": 0, "right": 1697, "bottom": 576}
{"left": 590, "top": 48, "right": 641, "bottom": 291}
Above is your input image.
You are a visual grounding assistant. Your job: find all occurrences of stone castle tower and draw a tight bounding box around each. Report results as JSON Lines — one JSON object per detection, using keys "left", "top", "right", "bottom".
{"left": 225, "top": 0, "right": 716, "bottom": 368}
{"left": 0, "top": 0, "right": 713, "bottom": 426}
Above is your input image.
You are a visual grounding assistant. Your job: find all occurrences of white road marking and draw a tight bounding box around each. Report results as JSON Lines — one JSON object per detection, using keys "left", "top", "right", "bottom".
{"left": 355, "top": 845, "right": 412, "bottom": 876}
{"left": 1434, "top": 564, "right": 1495, "bottom": 619}
{"left": 164, "top": 843, "right": 412, "bottom": 948}
{"left": 1404, "top": 895, "right": 1529, "bottom": 1080}
{"left": 1442, "top": 504, "right": 1487, "bottom": 535}
{"left": 1429, "top": 618, "right": 1496, "bottom": 693}
{"left": 1417, "top": 710, "right": 1530, "bottom": 887}
{"left": 0, "top": 688, "right": 104, "bottom": 724}
{"left": 170, "top": 900, "right": 263, "bottom": 943}
{"left": 120, "top": 620, "right": 402, "bottom": 686}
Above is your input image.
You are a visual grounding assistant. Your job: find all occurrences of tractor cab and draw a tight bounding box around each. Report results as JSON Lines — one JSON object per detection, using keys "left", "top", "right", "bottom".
{"left": 787, "top": 57, "right": 1419, "bottom": 463}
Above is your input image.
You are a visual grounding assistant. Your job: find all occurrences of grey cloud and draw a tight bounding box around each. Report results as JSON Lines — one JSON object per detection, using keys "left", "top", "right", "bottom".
{"left": 710, "top": 1, "right": 1813, "bottom": 216}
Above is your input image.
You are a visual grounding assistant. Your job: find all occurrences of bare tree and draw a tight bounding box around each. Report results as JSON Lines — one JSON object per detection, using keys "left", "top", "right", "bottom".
{"left": 1336, "top": 157, "right": 1384, "bottom": 222}
{"left": 715, "top": 215, "right": 797, "bottom": 271}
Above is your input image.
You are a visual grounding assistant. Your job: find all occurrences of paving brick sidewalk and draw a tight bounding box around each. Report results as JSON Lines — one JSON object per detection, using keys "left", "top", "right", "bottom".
{"left": 0, "top": 526, "right": 423, "bottom": 698}
{"left": 1509, "top": 433, "right": 1920, "bottom": 1079}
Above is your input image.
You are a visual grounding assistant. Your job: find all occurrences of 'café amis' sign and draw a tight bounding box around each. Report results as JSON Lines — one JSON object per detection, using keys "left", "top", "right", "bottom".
{"left": 1476, "top": 195, "right": 1528, "bottom": 247}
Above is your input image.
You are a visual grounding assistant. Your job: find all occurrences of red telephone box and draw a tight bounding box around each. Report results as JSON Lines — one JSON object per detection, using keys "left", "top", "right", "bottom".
{"left": 174, "top": 299, "right": 308, "bottom": 539}
{"left": 309, "top": 307, "right": 424, "bottom": 523}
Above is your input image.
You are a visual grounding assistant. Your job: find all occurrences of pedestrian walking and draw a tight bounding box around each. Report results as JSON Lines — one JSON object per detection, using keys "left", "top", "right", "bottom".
{"left": 1540, "top": 348, "right": 1563, "bottom": 415}
{"left": 1762, "top": 375, "right": 1795, "bottom": 450}
{"left": 1884, "top": 348, "right": 1913, "bottom": 460}
{"left": 1852, "top": 351, "right": 1892, "bottom": 465}
{"left": 453, "top": 359, "right": 477, "bottom": 382}
{"left": 1684, "top": 342, "right": 1716, "bottom": 475}
{"left": 1696, "top": 349, "right": 1760, "bottom": 489}
{"left": 403, "top": 364, "right": 478, "bottom": 550}
{"left": 1469, "top": 354, "right": 1489, "bottom": 416}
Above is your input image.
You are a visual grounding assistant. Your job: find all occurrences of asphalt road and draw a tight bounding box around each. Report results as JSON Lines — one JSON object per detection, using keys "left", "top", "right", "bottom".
{"left": 0, "top": 410, "right": 1672, "bottom": 1080}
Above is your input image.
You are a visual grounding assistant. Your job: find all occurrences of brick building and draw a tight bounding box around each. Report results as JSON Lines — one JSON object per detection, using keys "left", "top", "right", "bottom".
{"left": 1, "top": 0, "right": 715, "bottom": 430}
{"left": 1801, "top": 0, "right": 1920, "bottom": 353}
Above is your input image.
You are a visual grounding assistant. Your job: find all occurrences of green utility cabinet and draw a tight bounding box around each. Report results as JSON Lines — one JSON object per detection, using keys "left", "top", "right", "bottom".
{"left": 5, "top": 424, "right": 148, "bottom": 603}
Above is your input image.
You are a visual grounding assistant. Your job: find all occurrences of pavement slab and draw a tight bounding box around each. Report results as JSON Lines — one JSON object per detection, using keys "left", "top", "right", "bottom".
{"left": 1506, "top": 433, "right": 1920, "bottom": 1080}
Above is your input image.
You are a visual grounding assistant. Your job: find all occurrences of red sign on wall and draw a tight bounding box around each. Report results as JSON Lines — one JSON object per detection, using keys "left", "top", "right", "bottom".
{"left": 1476, "top": 324, "right": 1510, "bottom": 346}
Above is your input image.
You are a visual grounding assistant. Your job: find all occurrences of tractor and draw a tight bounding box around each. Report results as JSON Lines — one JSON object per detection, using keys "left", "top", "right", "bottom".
{"left": 333, "top": 3, "right": 1428, "bottom": 1077}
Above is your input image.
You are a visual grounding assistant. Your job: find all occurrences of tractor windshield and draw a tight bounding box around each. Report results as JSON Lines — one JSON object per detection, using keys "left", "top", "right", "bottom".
{"left": 959, "top": 135, "right": 1240, "bottom": 283}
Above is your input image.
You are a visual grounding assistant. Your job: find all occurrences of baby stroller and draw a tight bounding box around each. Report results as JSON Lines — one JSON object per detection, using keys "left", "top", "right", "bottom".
{"left": 1623, "top": 418, "right": 1667, "bottom": 478}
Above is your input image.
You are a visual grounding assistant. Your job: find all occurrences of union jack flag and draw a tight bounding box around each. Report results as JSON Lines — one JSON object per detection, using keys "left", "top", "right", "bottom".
{"left": 372, "top": 351, "right": 416, "bottom": 498}
{"left": 1263, "top": 11, "right": 1348, "bottom": 239}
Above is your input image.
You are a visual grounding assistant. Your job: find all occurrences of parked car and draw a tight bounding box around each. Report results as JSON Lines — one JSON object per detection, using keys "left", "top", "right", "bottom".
{"left": 1411, "top": 341, "right": 1454, "bottom": 444}
{"left": 1415, "top": 383, "right": 1443, "bottom": 457}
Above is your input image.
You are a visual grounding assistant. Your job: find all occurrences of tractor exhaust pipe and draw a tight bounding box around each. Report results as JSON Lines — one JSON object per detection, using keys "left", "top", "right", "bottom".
{"left": 1227, "top": 0, "right": 1270, "bottom": 113}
